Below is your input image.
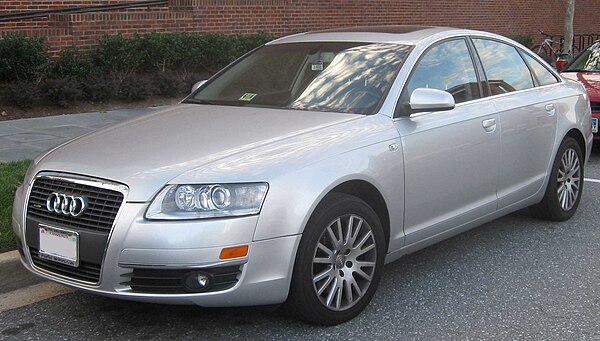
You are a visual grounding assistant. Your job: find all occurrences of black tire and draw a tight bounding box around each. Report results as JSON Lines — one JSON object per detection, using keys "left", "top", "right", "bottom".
{"left": 530, "top": 137, "right": 584, "bottom": 221}
{"left": 286, "top": 193, "right": 386, "bottom": 325}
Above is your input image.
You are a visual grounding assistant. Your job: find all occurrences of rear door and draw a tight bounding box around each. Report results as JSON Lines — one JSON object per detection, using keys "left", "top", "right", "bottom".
{"left": 471, "top": 38, "right": 559, "bottom": 208}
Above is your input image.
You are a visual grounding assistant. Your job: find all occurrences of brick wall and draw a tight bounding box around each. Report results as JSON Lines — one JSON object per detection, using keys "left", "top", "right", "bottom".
{"left": 1, "top": 0, "right": 599, "bottom": 56}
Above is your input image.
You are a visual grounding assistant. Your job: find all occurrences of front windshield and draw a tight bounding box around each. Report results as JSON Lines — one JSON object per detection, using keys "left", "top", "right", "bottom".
{"left": 566, "top": 42, "right": 600, "bottom": 72}
{"left": 186, "top": 42, "right": 412, "bottom": 114}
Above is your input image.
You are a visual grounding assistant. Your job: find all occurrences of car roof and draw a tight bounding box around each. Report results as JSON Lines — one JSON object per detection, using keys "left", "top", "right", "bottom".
{"left": 268, "top": 25, "right": 481, "bottom": 45}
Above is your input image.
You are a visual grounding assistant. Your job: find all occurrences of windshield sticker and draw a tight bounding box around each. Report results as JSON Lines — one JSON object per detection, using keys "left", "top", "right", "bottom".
{"left": 311, "top": 63, "right": 324, "bottom": 71}
{"left": 239, "top": 93, "right": 257, "bottom": 101}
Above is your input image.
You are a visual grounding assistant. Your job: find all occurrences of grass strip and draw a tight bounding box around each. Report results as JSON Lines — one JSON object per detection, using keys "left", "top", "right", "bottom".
{"left": 0, "top": 160, "right": 31, "bottom": 251}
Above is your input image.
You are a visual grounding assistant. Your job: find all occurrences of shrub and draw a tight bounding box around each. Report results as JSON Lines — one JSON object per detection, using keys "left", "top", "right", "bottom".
{"left": 0, "top": 34, "right": 49, "bottom": 82}
{"left": 83, "top": 76, "right": 116, "bottom": 102}
{"left": 233, "top": 32, "right": 276, "bottom": 56}
{"left": 0, "top": 31, "right": 276, "bottom": 108}
{"left": 94, "top": 34, "right": 145, "bottom": 77}
{"left": 116, "top": 74, "right": 154, "bottom": 101}
{"left": 4, "top": 82, "right": 42, "bottom": 108}
{"left": 48, "top": 47, "right": 94, "bottom": 80}
{"left": 40, "top": 78, "right": 85, "bottom": 107}
{"left": 153, "top": 72, "right": 186, "bottom": 97}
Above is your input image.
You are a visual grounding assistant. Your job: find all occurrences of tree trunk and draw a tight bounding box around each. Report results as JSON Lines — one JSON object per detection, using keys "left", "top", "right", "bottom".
{"left": 563, "top": 0, "right": 575, "bottom": 55}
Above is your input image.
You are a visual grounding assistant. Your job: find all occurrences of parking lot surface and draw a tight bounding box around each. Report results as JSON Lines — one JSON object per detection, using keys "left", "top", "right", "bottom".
{"left": 1, "top": 146, "right": 600, "bottom": 340}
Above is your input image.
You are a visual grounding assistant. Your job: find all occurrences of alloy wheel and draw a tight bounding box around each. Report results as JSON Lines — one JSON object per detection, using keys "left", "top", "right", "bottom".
{"left": 311, "top": 214, "right": 377, "bottom": 311}
{"left": 557, "top": 147, "right": 581, "bottom": 211}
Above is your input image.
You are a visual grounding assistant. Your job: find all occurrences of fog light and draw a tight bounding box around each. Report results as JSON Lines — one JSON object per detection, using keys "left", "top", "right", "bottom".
{"left": 183, "top": 271, "right": 211, "bottom": 292}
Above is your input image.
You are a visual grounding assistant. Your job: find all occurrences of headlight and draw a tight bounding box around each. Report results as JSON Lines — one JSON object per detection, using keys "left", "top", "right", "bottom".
{"left": 145, "top": 183, "right": 269, "bottom": 220}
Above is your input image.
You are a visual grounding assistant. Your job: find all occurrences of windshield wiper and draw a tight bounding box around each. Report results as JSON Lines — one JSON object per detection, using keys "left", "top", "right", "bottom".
{"left": 183, "top": 98, "right": 218, "bottom": 105}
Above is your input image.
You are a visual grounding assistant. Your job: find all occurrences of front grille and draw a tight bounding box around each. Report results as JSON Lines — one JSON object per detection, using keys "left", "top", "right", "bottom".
{"left": 121, "top": 266, "right": 242, "bottom": 294}
{"left": 25, "top": 174, "right": 127, "bottom": 284}
{"left": 591, "top": 102, "right": 600, "bottom": 112}
{"left": 29, "top": 247, "right": 101, "bottom": 283}
{"left": 27, "top": 177, "right": 124, "bottom": 233}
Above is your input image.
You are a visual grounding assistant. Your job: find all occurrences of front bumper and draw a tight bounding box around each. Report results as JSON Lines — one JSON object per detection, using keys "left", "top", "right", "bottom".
{"left": 13, "top": 183, "right": 301, "bottom": 307}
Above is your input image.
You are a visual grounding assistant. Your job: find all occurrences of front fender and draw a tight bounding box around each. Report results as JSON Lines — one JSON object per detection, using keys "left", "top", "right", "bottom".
{"left": 253, "top": 137, "right": 405, "bottom": 252}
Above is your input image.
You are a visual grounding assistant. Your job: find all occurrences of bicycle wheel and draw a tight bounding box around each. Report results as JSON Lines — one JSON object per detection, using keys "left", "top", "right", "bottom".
{"left": 532, "top": 44, "right": 552, "bottom": 64}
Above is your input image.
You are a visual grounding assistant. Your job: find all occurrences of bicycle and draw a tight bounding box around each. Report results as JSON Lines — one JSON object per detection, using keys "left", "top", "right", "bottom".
{"left": 532, "top": 30, "right": 580, "bottom": 64}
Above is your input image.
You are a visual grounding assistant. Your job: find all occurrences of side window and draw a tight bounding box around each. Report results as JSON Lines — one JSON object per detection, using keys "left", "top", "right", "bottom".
{"left": 407, "top": 39, "right": 481, "bottom": 104}
{"left": 473, "top": 39, "right": 534, "bottom": 94}
{"left": 522, "top": 53, "right": 560, "bottom": 86}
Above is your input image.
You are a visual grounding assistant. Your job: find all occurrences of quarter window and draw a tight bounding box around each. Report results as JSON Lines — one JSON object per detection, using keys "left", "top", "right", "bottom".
{"left": 522, "top": 53, "right": 559, "bottom": 86}
{"left": 407, "top": 39, "right": 481, "bottom": 104}
{"left": 473, "top": 39, "right": 535, "bottom": 94}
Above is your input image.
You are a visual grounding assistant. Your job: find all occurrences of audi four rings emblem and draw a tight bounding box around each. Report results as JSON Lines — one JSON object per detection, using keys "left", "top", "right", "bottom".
{"left": 46, "top": 192, "right": 88, "bottom": 217}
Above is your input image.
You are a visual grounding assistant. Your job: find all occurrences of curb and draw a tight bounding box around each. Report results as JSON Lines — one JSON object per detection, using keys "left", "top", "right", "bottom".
{"left": 0, "top": 250, "right": 19, "bottom": 264}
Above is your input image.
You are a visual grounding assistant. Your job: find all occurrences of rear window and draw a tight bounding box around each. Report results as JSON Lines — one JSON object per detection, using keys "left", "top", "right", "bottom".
{"left": 522, "top": 53, "right": 559, "bottom": 86}
{"left": 473, "top": 39, "right": 535, "bottom": 94}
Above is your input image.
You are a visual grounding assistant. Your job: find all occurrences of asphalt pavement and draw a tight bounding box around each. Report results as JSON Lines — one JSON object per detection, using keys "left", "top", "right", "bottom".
{"left": 1, "top": 110, "right": 600, "bottom": 339}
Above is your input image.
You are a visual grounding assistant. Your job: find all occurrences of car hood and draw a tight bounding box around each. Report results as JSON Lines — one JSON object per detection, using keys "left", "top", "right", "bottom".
{"left": 30, "top": 104, "right": 361, "bottom": 201}
{"left": 561, "top": 72, "right": 600, "bottom": 101}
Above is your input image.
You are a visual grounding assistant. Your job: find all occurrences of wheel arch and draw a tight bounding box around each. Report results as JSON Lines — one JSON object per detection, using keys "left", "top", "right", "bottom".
{"left": 564, "top": 128, "right": 587, "bottom": 163}
{"left": 328, "top": 180, "right": 391, "bottom": 251}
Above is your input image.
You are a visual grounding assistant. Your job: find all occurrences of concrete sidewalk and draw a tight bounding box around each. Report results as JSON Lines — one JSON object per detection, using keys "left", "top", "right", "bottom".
{"left": 0, "top": 107, "right": 158, "bottom": 162}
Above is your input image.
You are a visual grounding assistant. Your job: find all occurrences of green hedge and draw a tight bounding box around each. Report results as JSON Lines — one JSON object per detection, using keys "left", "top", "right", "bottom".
{"left": 0, "top": 32, "right": 275, "bottom": 108}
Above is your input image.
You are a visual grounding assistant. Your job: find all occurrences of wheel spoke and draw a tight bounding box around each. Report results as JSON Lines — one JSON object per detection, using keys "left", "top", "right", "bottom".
{"left": 325, "top": 277, "right": 339, "bottom": 307}
{"left": 326, "top": 221, "right": 341, "bottom": 249}
{"left": 335, "top": 219, "right": 343, "bottom": 246}
{"left": 335, "top": 280, "right": 343, "bottom": 309}
{"left": 314, "top": 257, "right": 332, "bottom": 264}
{"left": 568, "top": 188, "right": 576, "bottom": 208}
{"left": 317, "top": 242, "right": 334, "bottom": 257}
{"left": 350, "top": 218, "right": 363, "bottom": 245}
{"left": 560, "top": 188, "right": 568, "bottom": 209}
{"left": 355, "top": 268, "right": 373, "bottom": 281}
{"left": 356, "top": 260, "right": 376, "bottom": 268}
{"left": 316, "top": 275, "right": 334, "bottom": 295}
{"left": 353, "top": 243, "right": 375, "bottom": 258}
{"left": 350, "top": 277, "right": 362, "bottom": 297}
{"left": 344, "top": 278, "right": 354, "bottom": 304}
{"left": 355, "top": 230, "right": 373, "bottom": 250}
{"left": 313, "top": 266, "right": 333, "bottom": 283}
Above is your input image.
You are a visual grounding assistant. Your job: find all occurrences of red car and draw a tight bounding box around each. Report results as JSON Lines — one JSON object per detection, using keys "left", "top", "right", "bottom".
{"left": 561, "top": 41, "right": 600, "bottom": 140}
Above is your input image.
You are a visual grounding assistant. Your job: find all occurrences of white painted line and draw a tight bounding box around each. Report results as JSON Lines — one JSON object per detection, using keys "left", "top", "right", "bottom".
{"left": 0, "top": 282, "right": 74, "bottom": 313}
{"left": 585, "top": 178, "right": 600, "bottom": 184}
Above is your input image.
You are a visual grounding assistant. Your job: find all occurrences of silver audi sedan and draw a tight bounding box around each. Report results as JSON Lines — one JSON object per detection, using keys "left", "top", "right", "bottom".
{"left": 12, "top": 26, "right": 593, "bottom": 325}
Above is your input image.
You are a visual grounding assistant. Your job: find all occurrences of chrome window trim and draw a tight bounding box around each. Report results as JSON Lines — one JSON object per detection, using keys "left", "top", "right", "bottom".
{"left": 395, "top": 81, "right": 568, "bottom": 121}
{"left": 382, "top": 31, "right": 566, "bottom": 118}
{"left": 22, "top": 171, "right": 129, "bottom": 287}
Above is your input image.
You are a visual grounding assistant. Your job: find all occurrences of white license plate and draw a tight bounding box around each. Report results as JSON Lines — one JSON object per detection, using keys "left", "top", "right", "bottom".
{"left": 593, "top": 118, "right": 598, "bottom": 133}
{"left": 39, "top": 225, "right": 79, "bottom": 267}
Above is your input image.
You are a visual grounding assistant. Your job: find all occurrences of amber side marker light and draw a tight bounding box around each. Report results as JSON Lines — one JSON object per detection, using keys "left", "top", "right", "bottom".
{"left": 220, "top": 245, "right": 249, "bottom": 259}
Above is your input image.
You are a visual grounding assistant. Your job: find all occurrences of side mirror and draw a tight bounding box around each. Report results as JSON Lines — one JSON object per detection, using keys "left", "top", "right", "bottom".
{"left": 191, "top": 80, "right": 207, "bottom": 94}
{"left": 409, "top": 88, "right": 455, "bottom": 113}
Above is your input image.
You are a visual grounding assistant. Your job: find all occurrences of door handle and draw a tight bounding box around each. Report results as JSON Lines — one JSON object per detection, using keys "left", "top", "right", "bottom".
{"left": 482, "top": 118, "right": 496, "bottom": 132}
{"left": 545, "top": 103, "right": 556, "bottom": 116}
